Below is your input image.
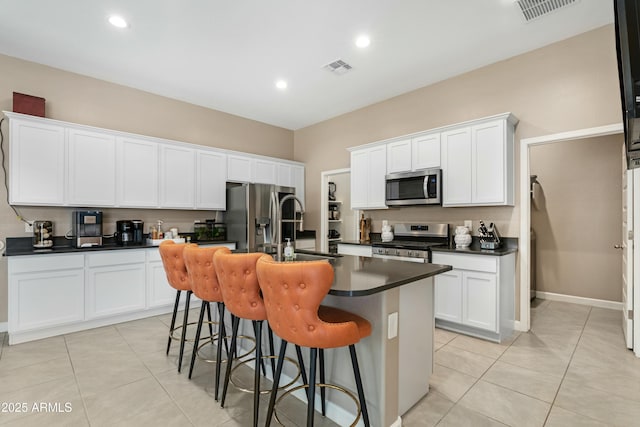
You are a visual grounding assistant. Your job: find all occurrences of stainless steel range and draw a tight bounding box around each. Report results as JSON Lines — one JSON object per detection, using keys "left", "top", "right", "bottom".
{"left": 372, "top": 222, "right": 449, "bottom": 263}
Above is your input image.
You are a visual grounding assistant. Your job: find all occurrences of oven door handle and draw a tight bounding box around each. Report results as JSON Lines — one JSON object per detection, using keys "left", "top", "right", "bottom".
{"left": 372, "top": 253, "right": 427, "bottom": 263}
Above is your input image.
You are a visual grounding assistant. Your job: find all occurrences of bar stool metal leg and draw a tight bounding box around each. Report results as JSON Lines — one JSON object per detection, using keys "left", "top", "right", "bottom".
{"left": 177, "top": 290, "right": 192, "bottom": 373}
{"left": 319, "top": 348, "right": 326, "bottom": 416}
{"left": 188, "top": 300, "right": 207, "bottom": 379}
{"left": 166, "top": 290, "right": 181, "bottom": 355}
{"left": 307, "top": 347, "right": 318, "bottom": 427}
{"left": 206, "top": 301, "right": 215, "bottom": 345}
{"left": 266, "top": 339, "right": 289, "bottom": 427}
{"left": 214, "top": 303, "right": 227, "bottom": 401}
{"left": 253, "top": 320, "right": 263, "bottom": 427}
{"left": 221, "top": 314, "right": 239, "bottom": 408}
{"left": 349, "top": 344, "right": 370, "bottom": 427}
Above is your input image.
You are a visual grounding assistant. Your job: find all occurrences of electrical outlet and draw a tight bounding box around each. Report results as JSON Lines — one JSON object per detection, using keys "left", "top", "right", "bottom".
{"left": 24, "top": 222, "right": 33, "bottom": 233}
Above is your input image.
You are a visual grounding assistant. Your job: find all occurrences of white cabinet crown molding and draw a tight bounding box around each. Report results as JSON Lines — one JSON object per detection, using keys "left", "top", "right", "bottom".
{"left": 346, "top": 112, "right": 518, "bottom": 152}
{"left": 2, "top": 111, "right": 303, "bottom": 167}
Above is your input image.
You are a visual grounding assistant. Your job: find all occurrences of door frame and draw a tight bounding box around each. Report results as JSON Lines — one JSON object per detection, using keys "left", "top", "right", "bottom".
{"left": 518, "top": 123, "right": 623, "bottom": 332}
{"left": 320, "top": 168, "right": 351, "bottom": 253}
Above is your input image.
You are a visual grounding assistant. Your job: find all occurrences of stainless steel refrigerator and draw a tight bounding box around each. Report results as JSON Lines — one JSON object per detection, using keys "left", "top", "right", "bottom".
{"left": 226, "top": 183, "right": 297, "bottom": 251}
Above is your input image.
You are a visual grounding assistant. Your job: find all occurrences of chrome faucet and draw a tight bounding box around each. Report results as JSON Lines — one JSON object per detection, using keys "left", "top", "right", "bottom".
{"left": 276, "top": 194, "right": 305, "bottom": 261}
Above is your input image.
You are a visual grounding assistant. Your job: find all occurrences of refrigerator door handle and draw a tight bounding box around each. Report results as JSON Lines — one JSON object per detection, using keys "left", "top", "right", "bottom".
{"left": 270, "top": 191, "right": 278, "bottom": 244}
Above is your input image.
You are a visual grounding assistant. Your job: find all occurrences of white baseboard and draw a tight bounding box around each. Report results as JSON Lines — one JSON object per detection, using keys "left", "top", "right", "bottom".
{"left": 535, "top": 291, "right": 622, "bottom": 311}
{"left": 0, "top": 322, "right": 7, "bottom": 333}
{"left": 390, "top": 416, "right": 402, "bottom": 427}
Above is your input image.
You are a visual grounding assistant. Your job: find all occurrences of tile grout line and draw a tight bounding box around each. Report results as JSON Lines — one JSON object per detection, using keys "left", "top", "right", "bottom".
{"left": 62, "top": 334, "right": 93, "bottom": 426}
{"left": 115, "top": 316, "right": 199, "bottom": 426}
{"left": 540, "top": 305, "right": 592, "bottom": 426}
{"left": 433, "top": 333, "right": 514, "bottom": 426}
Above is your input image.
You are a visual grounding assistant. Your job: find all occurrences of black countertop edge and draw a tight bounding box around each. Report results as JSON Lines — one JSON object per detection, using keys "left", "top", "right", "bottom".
{"left": 328, "top": 263, "right": 452, "bottom": 297}
{"left": 340, "top": 236, "right": 517, "bottom": 256}
{"left": 4, "top": 236, "right": 237, "bottom": 257}
{"left": 431, "top": 237, "right": 518, "bottom": 256}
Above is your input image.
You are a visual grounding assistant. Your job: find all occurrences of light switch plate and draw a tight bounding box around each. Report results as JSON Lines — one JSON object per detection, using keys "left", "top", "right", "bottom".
{"left": 464, "top": 220, "right": 473, "bottom": 230}
{"left": 388, "top": 312, "right": 398, "bottom": 339}
{"left": 24, "top": 222, "right": 33, "bottom": 233}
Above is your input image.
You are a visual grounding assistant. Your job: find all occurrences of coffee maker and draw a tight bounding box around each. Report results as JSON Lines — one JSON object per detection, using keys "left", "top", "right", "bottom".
{"left": 116, "top": 220, "right": 144, "bottom": 245}
{"left": 73, "top": 210, "right": 103, "bottom": 248}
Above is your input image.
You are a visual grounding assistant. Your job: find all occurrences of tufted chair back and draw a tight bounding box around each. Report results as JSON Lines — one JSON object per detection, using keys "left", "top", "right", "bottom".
{"left": 213, "top": 251, "right": 266, "bottom": 321}
{"left": 183, "top": 245, "right": 231, "bottom": 302}
{"left": 256, "top": 255, "right": 360, "bottom": 349}
{"left": 159, "top": 240, "right": 196, "bottom": 291}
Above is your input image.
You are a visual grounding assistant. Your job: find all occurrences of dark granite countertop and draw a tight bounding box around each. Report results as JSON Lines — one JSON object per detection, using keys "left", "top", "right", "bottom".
{"left": 338, "top": 236, "right": 517, "bottom": 256}
{"left": 4, "top": 236, "right": 237, "bottom": 256}
{"left": 236, "top": 248, "right": 451, "bottom": 297}
{"left": 431, "top": 237, "right": 518, "bottom": 256}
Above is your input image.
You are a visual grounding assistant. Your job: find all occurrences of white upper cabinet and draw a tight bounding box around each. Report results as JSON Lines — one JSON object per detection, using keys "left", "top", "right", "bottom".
{"left": 254, "top": 158, "right": 277, "bottom": 184}
{"left": 386, "top": 139, "right": 412, "bottom": 174}
{"left": 441, "top": 127, "right": 472, "bottom": 205}
{"left": 196, "top": 150, "right": 226, "bottom": 209}
{"left": 277, "top": 163, "right": 293, "bottom": 187}
{"left": 471, "top": 119, "right": 511, "bottom": 205}
{"left": 350, "top": 144, "right": 387, "bottom": 210}
{"left": 4, "top": 112, "right": 304, "bottom": 211}
{"left": 67, "top": 128, "right": 116, "bottom": 206}
{"left": 441, "top": 114, "right": 516, "bottom": 207}
{"left": 9, "top": 114, "right": 66, "bottom": 205}
{"left": 292, "top": 165, "right": 305, "bottom": 210}
{"left": 412, "top": 132, "right": 441, "bottom": 171}
{"left": 116, "top": 136, "right": 158, "bottom": 208}
{"left": 159, "top": 144, "right": 195, "bottom": 208}
{"left": 227, "top": 154, "right": 253, "bottom": 183}
{"left": 387, "top": 133, "right": 441, "bottom": 174}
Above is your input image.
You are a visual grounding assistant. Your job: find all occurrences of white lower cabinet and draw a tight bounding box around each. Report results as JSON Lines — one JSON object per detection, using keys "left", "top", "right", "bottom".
{"left": 337, "top": 243, "right": 372, "bottom": 257}
{"left": 147, "top": 248, "right": 178, "bottom": 308}
{"left": 432, "top": 251, "right": 514, "bottom": 342}
{"left": 434, "top": 269, "right": 462, "bottom": 323}
{"left": 8, "top": 254, "right": 85, "bottom": 333}
{"left": 7, "top": 243, "right": 236, "bottom": 344}
{"left": 86, "top": 251, "right": 146, "bottom": 319}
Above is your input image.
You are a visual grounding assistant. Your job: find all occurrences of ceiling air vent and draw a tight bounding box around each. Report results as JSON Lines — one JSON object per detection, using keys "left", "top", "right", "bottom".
{"left": 515, "top": 0, "right": 578, "bottom": 22}
{"left": 323, "top": 59, "right": 352, "bottom": 76}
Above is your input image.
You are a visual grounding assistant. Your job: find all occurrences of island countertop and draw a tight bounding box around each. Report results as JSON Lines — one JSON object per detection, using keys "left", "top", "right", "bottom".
{"left": 282, "top": 250, "right": 452, "bottom": 297}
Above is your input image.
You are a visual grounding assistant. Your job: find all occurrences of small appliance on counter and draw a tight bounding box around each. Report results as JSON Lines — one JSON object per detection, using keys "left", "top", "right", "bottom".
{"left": 32, "top": 220, "right": 53, "bottom": 248}
{"left": 73, "top": 210, "right": 103, "bottom": 248}
{"left": 194, "top": 220, "right": 227, "bottom": 241}
{"left": 115, "top": 220, "right": 144, "bottom": 245}
{"left": 478, "top": 221, "right": 501, "bottom": 250}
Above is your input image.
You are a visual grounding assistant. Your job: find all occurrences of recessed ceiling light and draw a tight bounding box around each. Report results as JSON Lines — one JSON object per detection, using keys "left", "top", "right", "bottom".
{"left": 275, "top": 80, "right": 288, "bottom": 90}
{"left": 355, "top": 35, "right": 370, "bottom": 48}
{"left": 108, "top": 15, "right": 128, "bottom": 29}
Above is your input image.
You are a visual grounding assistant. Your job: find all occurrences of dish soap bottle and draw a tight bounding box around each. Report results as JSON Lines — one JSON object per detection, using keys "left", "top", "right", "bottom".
{"left": 284, "top": 238, "right": 294, "bottom": 261}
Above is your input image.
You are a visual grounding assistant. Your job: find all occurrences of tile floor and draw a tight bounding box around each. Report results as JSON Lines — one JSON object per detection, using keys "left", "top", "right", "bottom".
{"left": 0, "top": 300, "right": 639, "bottom": 426}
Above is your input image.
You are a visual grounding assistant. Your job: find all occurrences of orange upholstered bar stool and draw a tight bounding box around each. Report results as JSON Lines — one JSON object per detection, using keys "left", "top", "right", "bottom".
{"left": 213, "top": 251, "right": 276, "bottom": 427}
{"left": 256, "top": 255, "right": 371, "bottom": 427}
{"left": 183, "top": 245, "right": 232, "bottom": 397}
{"left": 159, "top": 240, "right": 197, "bottom": 373}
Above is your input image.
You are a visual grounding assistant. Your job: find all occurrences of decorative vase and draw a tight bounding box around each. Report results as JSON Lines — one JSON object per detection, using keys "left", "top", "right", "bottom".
{"left": 454, "top": 226, "right": 472, "bottom": 248}
{"left": 381, "top": 220, "right": 394, "bottom": 242}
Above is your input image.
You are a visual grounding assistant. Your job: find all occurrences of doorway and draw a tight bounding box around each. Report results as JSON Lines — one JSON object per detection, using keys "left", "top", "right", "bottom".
{"left": 320, "top": 169, "right": 358, "bottom": 253}
{"left": 519, "top": 124, "right": 623, "bottom": 332}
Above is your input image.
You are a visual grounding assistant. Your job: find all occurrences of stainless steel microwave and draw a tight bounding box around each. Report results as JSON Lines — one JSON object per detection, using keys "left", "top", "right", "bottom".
{"left": 385, "top": 168, "right": 442, "bottom": 206}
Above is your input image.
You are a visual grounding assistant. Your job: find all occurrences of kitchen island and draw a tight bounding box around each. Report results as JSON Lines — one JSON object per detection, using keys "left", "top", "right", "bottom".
{"left": 268, "top": 252, "right": 451, "bottom": 427}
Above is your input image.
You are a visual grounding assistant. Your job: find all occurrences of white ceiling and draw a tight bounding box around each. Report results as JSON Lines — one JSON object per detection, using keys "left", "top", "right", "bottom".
{"left": 0, "top": 1, "right": 614, "bottom": 130}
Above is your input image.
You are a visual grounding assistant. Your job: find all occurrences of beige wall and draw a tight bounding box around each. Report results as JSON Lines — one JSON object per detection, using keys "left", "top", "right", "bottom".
{"left": 530, "top": 135, "right": 623, "bottom": 302}
{"left": 295, "top": 25, "right": 621, "bottom": 234}
{"left": 294, "top": 25, "right": 623, "bottom": 313}
{"left": 0, "top": 54, "right": 294, "bottom": 323}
